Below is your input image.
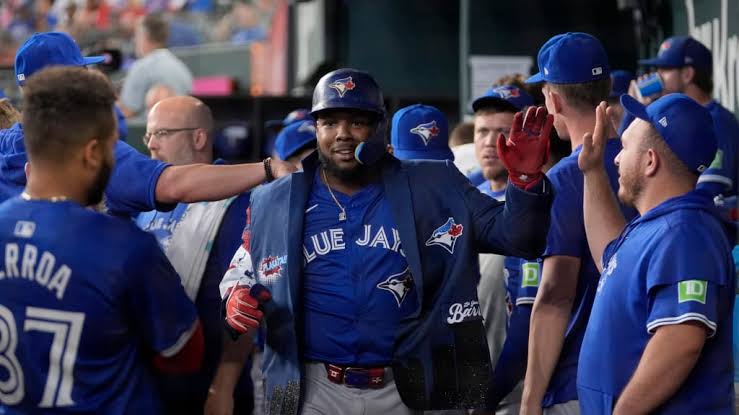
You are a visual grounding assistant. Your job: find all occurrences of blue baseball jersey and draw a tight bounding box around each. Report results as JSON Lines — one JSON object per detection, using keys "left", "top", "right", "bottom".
{"left": 541, "top": 139, "right": 636, "bottom": 406}
{"left": 504, "top": 257, "right": 541, "bottom": 311}
{"left": 0, "top": 197, "right": 197, "bottom": 414}
{"left": 0, "top": 123, "right": 171, "bottom": 216}
{"left": 136, "top": 192, "right": 253, "bottom": 409}
{"left": 301, "top": 171, "right": 417, "bottom": 365}
{"left": 578, "top": 190, "right": 735, "bottom": 414}
{"left": 476, "top": 181, "right": 506, "bottom": 201}
{"left": 697, "top": 100, "right": 739, "bottom": 197}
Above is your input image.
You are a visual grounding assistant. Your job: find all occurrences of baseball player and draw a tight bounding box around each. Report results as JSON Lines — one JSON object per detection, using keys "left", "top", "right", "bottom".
{"left": 0, "top": 31, "right": 293, "bottom": 216}
{"left": 577, "top": 95, "right": 734, "bottom": 413}
{"left": 220, "top": 68, "right": 554, "bottom": 414}
{"left": 136, "top": 96, "right": 254, "bottom": 415}
{"left": 634, "top": 35, "right": 738, "bottom": 198}
{"left": 0, "top": 67, "right": 203, "bottom": 413}
{"left": 520, "top": 33, "right": 637, "bottom": 415}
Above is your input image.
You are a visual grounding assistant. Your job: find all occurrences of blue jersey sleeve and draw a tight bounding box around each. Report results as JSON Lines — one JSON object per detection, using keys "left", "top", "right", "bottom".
{"left": 544, "top": 159, "right": 585, "bottom": 258}
{"left": 106, "top": 140, "right": 172, "bottom": 217}
{"left": 516, "top": 259, "right": 541, "bottom": 305}
{"left": 697, "top": 103, "right": 739, "bottom": 196}
{"left": 646, "top": 280, "right": 720, "bottom": 337}
{"left": 128, "top": 232, "right": 198, "bottom": 354}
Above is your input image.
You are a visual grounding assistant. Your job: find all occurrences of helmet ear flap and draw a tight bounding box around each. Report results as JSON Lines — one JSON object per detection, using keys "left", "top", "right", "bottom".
{"left": 310, "top": 68, "right": 386, "bottom": 118}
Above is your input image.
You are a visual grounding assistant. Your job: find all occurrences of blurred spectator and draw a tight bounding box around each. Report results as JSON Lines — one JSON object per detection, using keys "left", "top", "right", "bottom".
{"left": 449, "top": 121, "right": 477, "bottom": 178}
{"left": 0, "top": 99, "right": 21, "bottom": 129}
{"left": 119, "top": 13, "right": 193, "bottom": 119}
{"left": 213, "top": 0, "right": 266, "bottom": 44}
{"left": 0, "top": 31, "right": 18, "bottom": 66}
{"left": 145, "top": 83, "right": 177, "bottom": 115}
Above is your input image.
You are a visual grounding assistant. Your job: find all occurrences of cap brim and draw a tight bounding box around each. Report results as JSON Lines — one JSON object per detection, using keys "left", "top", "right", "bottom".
{"left": 394, "top": 148, "right": 454, "bottom": 162}
{"left": 82, "top": 55, "right": 105, "bottom": 66}
{"left": 637, "top": 57, "right": 679, "bottom": 68}
{"left": 525, "top": 72, "right": 545, "bottom": 84}
{"left": 620, "top": 94, "right": 649, "bottom": 122}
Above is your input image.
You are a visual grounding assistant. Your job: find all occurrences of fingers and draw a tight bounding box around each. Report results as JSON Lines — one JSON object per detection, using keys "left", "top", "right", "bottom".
{"left": 496, "top": 132, "right": 508, "bottom": 161}
{"left": 539, "top": 113, "right": 554, "bottom": 143}
{"left": 509, "top": 111, "right": 524, "bottom": 137}
{"left": 521, "top": 106, "right": 537, "bottom": 134}
{"left": 605, "top": 106, "right": 620, "bottom": 136}
{"left": 593, "top": 101, "right": 607, "bottom": 143}
{"left": 531, "top": 106, "right": 547, "bottom": 135}
{"left": 250, "top": 284, "right": 272, "bottom": 304}
{"left": 582, "top": 132, "right": 593, "bottom": 152}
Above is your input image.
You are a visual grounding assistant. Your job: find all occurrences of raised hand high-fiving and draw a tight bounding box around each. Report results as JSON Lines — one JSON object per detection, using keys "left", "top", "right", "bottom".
{"left": 578, "top": 101, "right": 611, "bottom": 174}
{"left": 496, "top": 106, "right": 553, "bottom": 190}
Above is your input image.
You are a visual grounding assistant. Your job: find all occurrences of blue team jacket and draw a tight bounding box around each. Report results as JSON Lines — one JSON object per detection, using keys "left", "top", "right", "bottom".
{"left": 246, "top": 153, "right": 553, "bottom": 413}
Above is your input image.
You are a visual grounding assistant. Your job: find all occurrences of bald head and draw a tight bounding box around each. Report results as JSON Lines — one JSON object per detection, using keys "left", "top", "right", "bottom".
{"left": 145, "top": 84, "right": 177, "bottom": 114}
{"left": 146, "top": 96, "right": 215, "bottom": 165}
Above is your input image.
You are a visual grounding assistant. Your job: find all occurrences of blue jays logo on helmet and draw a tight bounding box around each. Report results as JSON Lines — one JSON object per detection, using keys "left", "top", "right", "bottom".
{"left": 328, "top": 76, "right": 356, "bottom": 98}
{"left": 425, "top": 217, "right": 464, "bottom": 254}
{"left": 659, "top": 40, "right": 672, "bottom": 55}
{"left": 493, "top": 85, "right": 521, "bottom": 99}
{"left": 377, "top": 267, "right": 414, "bottom": 307}
{"left": 410, "top": 120, "right": 440, "bottom": 146}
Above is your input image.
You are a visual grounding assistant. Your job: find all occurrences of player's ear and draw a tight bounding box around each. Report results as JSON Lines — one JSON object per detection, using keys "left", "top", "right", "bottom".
{"left": 681, "top": 66, "right": 695, "bottom": 85}
{"left": 192, "top": 128, "right": 208, "bottom": 151}
{"left": 81, "top": 139, "right": 104, "bottom": 171}
{"left": 644, "top": 147, "right": 660, "bottom": 177}
{"left": 545, "top": 87, "right": 563, "bottom": 115}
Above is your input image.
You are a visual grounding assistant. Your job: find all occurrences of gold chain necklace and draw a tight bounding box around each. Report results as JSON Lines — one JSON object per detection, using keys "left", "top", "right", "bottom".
{"left": 321, "top": 168, "right": 347, "bottom": 221}
{"left": 21, "top": 192, "right": 69, "bottom": 202}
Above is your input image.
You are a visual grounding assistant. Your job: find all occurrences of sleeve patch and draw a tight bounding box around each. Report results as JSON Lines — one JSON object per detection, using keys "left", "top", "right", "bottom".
{"left": 521, "top": 262, "right": 541, "bottom": 288}
{"left": 678, "top": 280, "right": 707, "bottom": 304}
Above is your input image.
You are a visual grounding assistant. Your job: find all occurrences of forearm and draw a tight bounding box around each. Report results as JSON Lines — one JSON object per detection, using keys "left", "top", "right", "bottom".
{"left": 488, "top": 306, "right": 531, "bottom": 408}
{"left": 209, "top": 332, "right": 255, "bottom": 394}
{"left": 583, "top": 168, "right": 625, "bottom": 272}
{"left": 613, "top": 324, "right": 706, "bottom": 415}
{"left": 156, "top": 163, "right": 266, "bottom": 204}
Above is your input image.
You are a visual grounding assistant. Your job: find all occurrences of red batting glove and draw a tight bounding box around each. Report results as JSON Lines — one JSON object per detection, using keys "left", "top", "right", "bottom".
{"left": 224, "top": 284, "right": 271, "bottom": 335}
{"left": 497, "top": 106, "right": 553, "bottom": 190}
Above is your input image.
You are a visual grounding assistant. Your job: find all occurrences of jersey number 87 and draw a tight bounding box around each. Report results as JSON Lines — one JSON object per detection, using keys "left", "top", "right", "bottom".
{"left": 0, "top": 304, "right": 85, "bottom": 408}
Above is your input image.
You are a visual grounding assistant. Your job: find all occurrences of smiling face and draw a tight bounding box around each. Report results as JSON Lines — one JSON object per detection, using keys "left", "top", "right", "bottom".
{"left": 315, "top": 109, "right": 376, "bottom": 182}
{"left": 473, "top": 110, "right": 513, "bottom": 182}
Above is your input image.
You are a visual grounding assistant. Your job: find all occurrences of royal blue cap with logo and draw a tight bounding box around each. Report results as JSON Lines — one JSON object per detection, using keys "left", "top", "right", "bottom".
{"left": 621, "top": 93, "right": 716, "bottom": 174}
{"left": 610, "top": 70, "right": 634, "bottom": 98}
{"left": 391, "top": 104, "right": 452, "bottom": 161}
{"left": 15, "top": 32, "right": 105, "bottom": 86}
{"left": 472, "top": 85, "right": 534, "bottom": 113}
{"left": 264, "top": 108, "right": 312, "bottom": 130}
{"left": 526, "top": 32, "right": 610, "bottom": 84}
{"left": 274, "top": 120, "right": 317, "bottom": 160}
{"left": 638, "top": 36, "right": 712, "bottom": 71}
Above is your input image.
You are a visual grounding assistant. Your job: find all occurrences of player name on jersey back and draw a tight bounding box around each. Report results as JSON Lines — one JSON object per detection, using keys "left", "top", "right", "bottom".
{"left": 0, "top": 242, "right": 71, "bottom": 300}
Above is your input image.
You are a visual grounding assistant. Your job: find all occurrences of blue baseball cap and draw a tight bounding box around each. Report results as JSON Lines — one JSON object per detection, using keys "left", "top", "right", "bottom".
{"left": 610, "top": 70, "right": 634, "bottom": 98}
{"left": 15, "top": 32, "right": 105, "bottom": 86}
{"left": 526, "top": 32, "right": 610, "bottom": 84}
{"left": 621, "top": 93, "right": 716, "bottom": 174}
{"left": 472, "top": 85, "right": 534, "bottom": 112}
{"left": 391, "top": 104, "right": 453, "bottom": 161}
{"left": 274, "top": 120, "right": 317, "bottom": 160}
{"left": 265, "top": 108, "right": 312, "bottom": 130}
{"left": 638, "top": 36, "right": 712, "bottom": 71}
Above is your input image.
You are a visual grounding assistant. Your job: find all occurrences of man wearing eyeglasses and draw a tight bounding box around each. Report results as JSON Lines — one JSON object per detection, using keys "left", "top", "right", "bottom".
{"left": 136, "top": 96, "right": 255, "bottom": 415}
{"left": 0, "top": 32, "right": 294, "bottom": 218}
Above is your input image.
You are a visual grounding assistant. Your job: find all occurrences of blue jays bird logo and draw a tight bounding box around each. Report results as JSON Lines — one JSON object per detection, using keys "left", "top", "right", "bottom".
{"left": 425, "top": 217, "right": 464, "bottom": 254}
{"left": 377, "top": 267, "right": 414, "bottom": 307}
{"left": 329, "top": 77, "right": 356, "bottom": 98}
{"left": 494, "top": 86, "right": 520, "bottom": 99}
{"left": 297, "top": 121, "right": 316, "bottom": 134}
{"left": 410, "top": 120, "right": 440, "bottom": 146}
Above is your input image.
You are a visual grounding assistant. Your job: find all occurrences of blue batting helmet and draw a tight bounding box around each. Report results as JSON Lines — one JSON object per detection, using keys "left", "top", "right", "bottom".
{"left": 310, "top": 68, "right": 385, "bottom": 117}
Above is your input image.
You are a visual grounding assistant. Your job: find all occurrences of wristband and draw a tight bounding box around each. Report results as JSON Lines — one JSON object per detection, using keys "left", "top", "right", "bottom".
{"left": 263, "top": 157, "right": 274, "bottom": 182}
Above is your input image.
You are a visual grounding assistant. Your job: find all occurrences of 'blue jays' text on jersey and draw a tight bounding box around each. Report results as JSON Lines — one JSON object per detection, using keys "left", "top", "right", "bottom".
{"left": 697, "top": 100, "right": 739, "bottom": 197}
{"left": 541, "top": 139, "right": 636, "bottom": 407}
{"left": 301, "top": 170, "right": 417, "bottom": 365}
{"left": 577, "top": 190, "right": 735, "bottom": 414}
{"left": 136, "top": 193, "right": 253, "bottom": 410}
{"left": 0, "top": 123, "right": 171, "bottom": 216}
{"left": 0, "top": 197, "right": 197, "bottom": 414}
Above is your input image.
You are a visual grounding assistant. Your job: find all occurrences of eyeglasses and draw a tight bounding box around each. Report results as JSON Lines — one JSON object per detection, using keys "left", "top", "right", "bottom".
{"left": 143, "top": 127, "right": 199, "bottom": 145}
